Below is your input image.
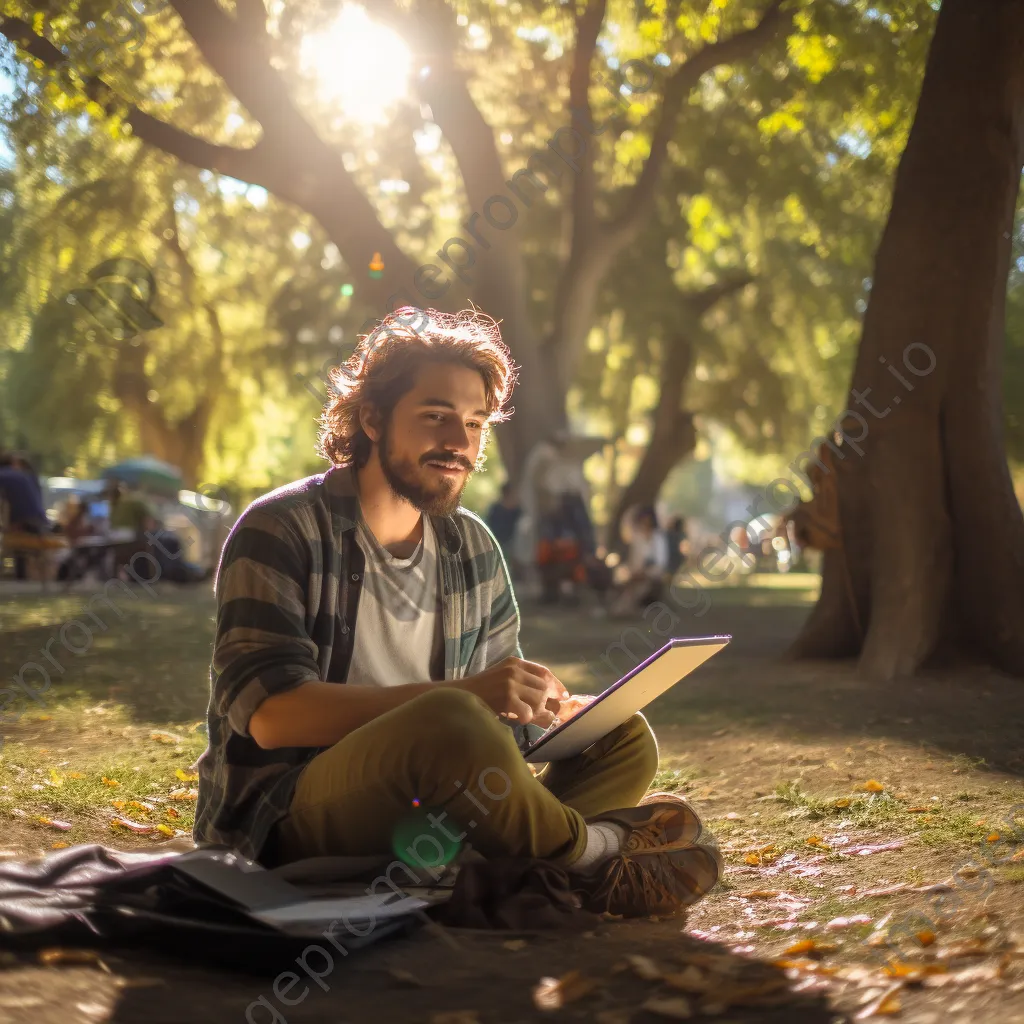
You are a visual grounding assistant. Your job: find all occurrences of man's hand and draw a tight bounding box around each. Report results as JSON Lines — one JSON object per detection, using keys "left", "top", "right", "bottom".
{"left": 456, "top": 657, "right": 569, "bottom": 727}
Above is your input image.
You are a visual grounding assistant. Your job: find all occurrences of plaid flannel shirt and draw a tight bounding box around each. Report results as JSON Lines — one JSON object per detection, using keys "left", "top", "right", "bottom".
{"left": 193, "top": 466, "right": 524, "bottom": 861}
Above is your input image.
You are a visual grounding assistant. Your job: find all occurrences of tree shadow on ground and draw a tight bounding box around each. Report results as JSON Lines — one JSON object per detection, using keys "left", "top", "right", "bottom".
{"left": 522, "top": 588, "right": 1024, "bottom": 778}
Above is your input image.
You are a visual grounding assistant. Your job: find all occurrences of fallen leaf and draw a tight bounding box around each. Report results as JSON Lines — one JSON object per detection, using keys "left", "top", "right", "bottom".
{"left": 773, "top": 958, "right": 838, "bottom": 975}
{"left": 641, "top": 995, "right": 693, "bottom": 1019}
{"left": 168, "top": 788, "right": 198, "bottom": 801}
{"left": 825, "top": 915, "right": 873, "bottom": 930}
{"left": 503, "top": 939, "right": 527, "bottom": 952}
{"left": 110, "top": 816, "right": 156, "bottom": 835}
{"left": 175, "top": 768, "right": 199, "bottom": 783}
{"left": 110, "top": 800, "right": 126, "bottom": 811}
{"left": 834, "top": 798, "right": 851, "bottom": 808}
{"left": 783, "top": 939, "right": 838, "bottom": 957}
{"left": 625, "top": 954, "right": 662, "bottom": 980}
{"left": 165, "top": 807, "right": 181, "bottom": 820}
{"left": 936, "top": 938, "right": 990, "bottom": 960}
{"left": 35, "top": 816, "right": 72, "bottom": 831}
{"left": 844, "top": 841, "right": 906, "bottom": 856}
{"left": 101, "top": 777, "right": 120, "bottom": 787}
{"left": 150, "top": 731, "right": 183, "bottom": 745}
{"left": 805, "top": 836, "right": 830, "bottom": 849}
{"left": 48, "top": 769, "right": 63, "bottom": 787}
{"left": 882, "top": 961, "right": 947, "bottom": 980}
{"left": 987, "top": 832, "right": 1001, "bottom": 842}
{"left": 855, "top": 982, "right": 903, "bottom": 1018}
{"left": 744, "top": 853, "right": 761, "bottom": 866}
{"left": 744, "top": 889, "right": 782, "bottom": 899}
{"left": 858, "top": 780, "right": 885, "bottom": 793}
{"left": 155, "top": 824, "right": 175, "bottom": 837}
{"left": 908, "top": 806, "right": 931, "bottom": 813}
{"left": 531, "top": 971, "right": 595, "bottom": 1011}
{"left": 916, "top": 929, "right": 936, "bottom": 947}
{"left": 662, "top": 966, "right": 712, "bottom": 994}
{"left": 860, "top": 883, "right": 909, "bottom": 898}
{"left": 51, "top": 842, "right": 69, "bottom": 849}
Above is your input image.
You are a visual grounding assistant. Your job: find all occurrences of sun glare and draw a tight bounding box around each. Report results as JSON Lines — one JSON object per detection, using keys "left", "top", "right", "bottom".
{"left": 300, "top": 5, "right": 412, "bottom": 124}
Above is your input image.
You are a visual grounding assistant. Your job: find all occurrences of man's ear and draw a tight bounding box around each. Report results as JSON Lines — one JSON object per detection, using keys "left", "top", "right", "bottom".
{"left": 358, "top": 404, "right": 382, "bottom": 443}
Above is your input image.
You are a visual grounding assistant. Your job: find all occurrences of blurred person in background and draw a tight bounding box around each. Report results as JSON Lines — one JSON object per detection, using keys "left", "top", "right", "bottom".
{"left": 610, "top": 505, "right": 670, "bottom": 618}
{"left": 0, "top": 452, "right": 52, "bottom": 579}
{"left": 666, "top": 515, "right": 687, "bottom": 579}
{"left": 486, "top": 480, "right": 522, "bottom": 578}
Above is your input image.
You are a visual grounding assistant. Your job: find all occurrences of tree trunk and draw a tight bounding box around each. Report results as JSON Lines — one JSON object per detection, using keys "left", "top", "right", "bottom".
{"left": 608, "top": 334, "right": 696, "bottom": 549}
{"left": 791, "top": 0, "right": 1024, "bottom": 680}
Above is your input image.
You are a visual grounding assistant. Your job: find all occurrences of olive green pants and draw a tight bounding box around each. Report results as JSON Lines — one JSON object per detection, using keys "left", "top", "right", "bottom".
{"left": 271, "top": 687, "right": 659, "bottom": 869}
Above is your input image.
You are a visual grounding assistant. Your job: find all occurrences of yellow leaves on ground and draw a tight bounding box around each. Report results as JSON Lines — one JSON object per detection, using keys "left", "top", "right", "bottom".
{"left": 834, "top": 798, "right": 851, "bottom": 808}
{"left": 67, "top": 772, "right": 85, "bottom": 780}
{"left": 782, "top": 939, "right": 837, "bottom": 957}
{"left": 857, "top": 780, "right": 885, "bottom": 793}
{"left": 169, "top": 788, "right": 198, "bottom": 801}
{"left": 805, "top": 836, "right": 830, "bottom": 849}
{"left": 744, "top": 844, "right": 779, "bottom": 866}
{"left": 175, "top": 768, "right": 199, "bottom": 783}
{"left": 101, "top": 777, "right": 120, "bottom": 787}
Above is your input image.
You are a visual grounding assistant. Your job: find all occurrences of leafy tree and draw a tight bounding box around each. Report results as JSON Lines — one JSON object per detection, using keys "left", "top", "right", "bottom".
{"left": 0, "top": 0, "right": 798, "bottom": 480}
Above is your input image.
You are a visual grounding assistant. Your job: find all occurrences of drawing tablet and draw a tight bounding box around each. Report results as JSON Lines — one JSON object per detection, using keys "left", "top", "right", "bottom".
{"left": 523, "top": 635, "right": 731, "bottom": 764}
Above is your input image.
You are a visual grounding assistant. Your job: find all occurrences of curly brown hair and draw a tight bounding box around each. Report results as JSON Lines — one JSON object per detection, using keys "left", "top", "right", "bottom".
{"left": 317, "top": 307, "right": 518, "bottom": 469}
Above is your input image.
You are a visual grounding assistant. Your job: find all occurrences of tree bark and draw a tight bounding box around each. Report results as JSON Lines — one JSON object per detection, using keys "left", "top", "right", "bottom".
{"left": 608, "top": 334, "right": 696, "bottom": 548}
{"left": 791, "top": 0, "right": 1024, "bottom": 680}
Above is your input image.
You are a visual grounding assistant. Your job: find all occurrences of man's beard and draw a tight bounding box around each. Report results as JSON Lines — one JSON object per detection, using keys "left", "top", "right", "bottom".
{"left": 378, "top": 424, "right": 474, "bottom": 516}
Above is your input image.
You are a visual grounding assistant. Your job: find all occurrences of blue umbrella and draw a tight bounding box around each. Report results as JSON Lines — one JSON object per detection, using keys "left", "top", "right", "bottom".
{"left": 102, "top": 456, "right": 183, "bottom": 498}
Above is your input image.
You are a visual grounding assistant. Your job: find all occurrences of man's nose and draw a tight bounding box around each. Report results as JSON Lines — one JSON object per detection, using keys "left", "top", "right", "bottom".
{"left": 440, "top": 419, "right": 472, "bottom": 451}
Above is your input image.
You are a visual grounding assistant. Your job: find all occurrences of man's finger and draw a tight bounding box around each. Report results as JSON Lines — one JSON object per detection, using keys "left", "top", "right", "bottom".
{"left": 516, "top": 659, "right": 569, "bottom": 699}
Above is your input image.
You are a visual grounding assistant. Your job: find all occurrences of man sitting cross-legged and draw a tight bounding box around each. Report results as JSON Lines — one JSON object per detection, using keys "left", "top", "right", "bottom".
{"left": 193, "top": 307, "right": 721, "bottom": 918}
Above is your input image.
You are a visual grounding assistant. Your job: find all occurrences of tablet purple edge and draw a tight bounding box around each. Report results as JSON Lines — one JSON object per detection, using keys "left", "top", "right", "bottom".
{"left": 525, "top": 634, "right": 732, "bottom": 755}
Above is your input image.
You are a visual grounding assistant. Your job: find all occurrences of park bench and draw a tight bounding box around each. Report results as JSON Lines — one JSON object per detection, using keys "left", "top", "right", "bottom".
{"left": 0, "top": 499, "right": 67, "bottom": 590}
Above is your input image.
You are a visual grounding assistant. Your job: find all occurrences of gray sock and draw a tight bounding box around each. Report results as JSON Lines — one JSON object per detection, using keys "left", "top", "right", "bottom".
{"left": 572, "top": 821, "right": 629, "bottom": 872}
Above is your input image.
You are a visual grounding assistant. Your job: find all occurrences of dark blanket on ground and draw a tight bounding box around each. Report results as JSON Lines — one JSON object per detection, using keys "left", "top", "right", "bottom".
{"left": 0, "top": 845, "right": 597, "bottom": 973}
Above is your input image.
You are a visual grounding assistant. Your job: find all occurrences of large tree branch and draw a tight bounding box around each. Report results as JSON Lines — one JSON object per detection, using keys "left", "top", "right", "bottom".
{"left": 605, "top": 0, "right": 790, "bottom": 248}
{"left": 567, "top": 0, "right": 607, "bottom": 234}
{"left": 679, "top": 270, "right": 754, "bottom": 315}
{"left": 2, "top": 10, "right": 421, "bottom": 306}
{"left": 0, "top": 15, "right": 267, "bottom": 181}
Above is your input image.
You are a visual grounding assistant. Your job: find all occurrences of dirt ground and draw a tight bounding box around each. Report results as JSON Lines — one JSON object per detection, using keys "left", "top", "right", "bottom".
{"left": 2, "top": 577, "right": 1024, "bottom": 1023}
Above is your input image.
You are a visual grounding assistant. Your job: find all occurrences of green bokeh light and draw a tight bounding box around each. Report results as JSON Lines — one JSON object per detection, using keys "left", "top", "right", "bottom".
{"left": 340, "top": 283, "right": 354, "bottom": 297}
{"left": 391, "top": 804, "right": 463, "bottom": 871}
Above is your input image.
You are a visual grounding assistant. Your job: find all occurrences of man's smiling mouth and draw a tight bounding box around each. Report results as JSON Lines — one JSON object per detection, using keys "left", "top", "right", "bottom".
{"left": 425, "top": 459, "right": 467, "bottom": 473}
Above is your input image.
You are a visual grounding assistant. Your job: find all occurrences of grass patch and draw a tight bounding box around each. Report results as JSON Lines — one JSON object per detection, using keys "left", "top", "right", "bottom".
{"left": 651, "top": 763, "right": 702, "bottom": 793}
{"left": 1000, "top": 866, "right": 1024, "bottom": 884}
{"left": 1, "top": 704, "right": 206, "bottom": 849}
{"left": 771, "top": 780, "right": 906, "bottom": 828}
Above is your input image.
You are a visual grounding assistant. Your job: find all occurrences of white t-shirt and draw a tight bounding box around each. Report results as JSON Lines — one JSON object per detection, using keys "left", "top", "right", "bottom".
{"left": 627, "top": 530, "right": 670, "bottom": 576}
{"left": 347, "top": 514, "right": 445, "bottom": 687}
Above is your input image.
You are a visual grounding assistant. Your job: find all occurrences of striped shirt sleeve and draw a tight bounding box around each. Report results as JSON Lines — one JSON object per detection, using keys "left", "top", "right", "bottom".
{"left": 213, "top": 508, "right": 321, "bottom": 736}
